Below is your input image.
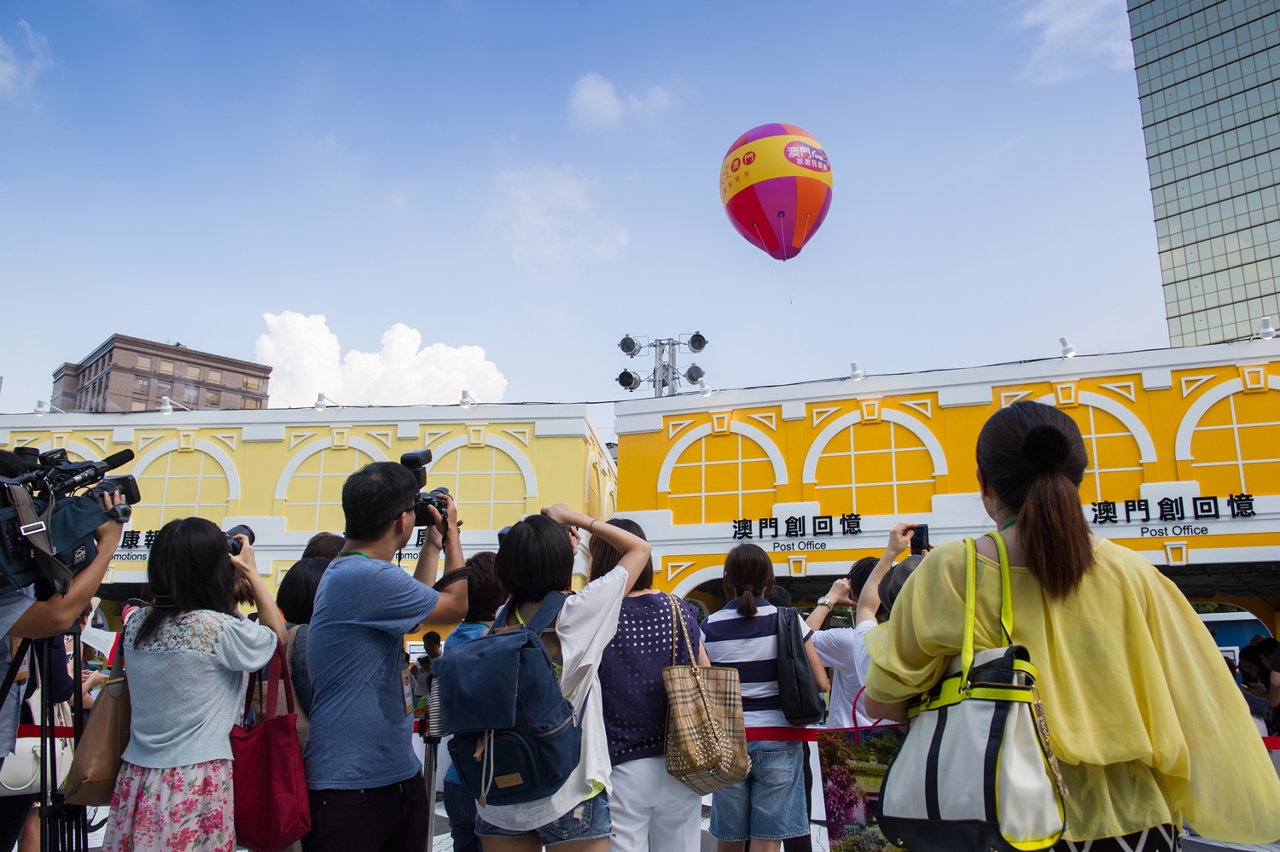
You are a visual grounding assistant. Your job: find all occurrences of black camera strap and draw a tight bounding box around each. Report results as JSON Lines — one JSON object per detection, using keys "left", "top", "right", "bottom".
{"left": 3, "top": 484, "right": 74, "bottom": 594}
{"left": 433, "top": 568, "right": 470, "bottom": 592}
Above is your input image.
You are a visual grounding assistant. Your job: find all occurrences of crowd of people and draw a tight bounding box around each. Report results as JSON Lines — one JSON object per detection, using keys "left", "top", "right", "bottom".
{"left": 0, "top": 399, "right": 1279, "bottom": 852}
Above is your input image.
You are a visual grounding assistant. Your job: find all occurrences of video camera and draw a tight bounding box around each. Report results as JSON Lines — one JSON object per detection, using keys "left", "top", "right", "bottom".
{"left": 0, "top": 447, "right": 140, "bottom": 597}
{"left": 400, "top": 450, "right": 451, "bottom": 527}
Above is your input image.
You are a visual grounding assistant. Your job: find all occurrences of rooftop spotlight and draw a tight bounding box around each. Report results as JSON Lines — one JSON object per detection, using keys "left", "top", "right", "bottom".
{"left": 1060, "top": 337, "right": 1077, "bottom": 358}
{"left": 698, "top": 378, "right": 717, "bottom": 397}
{"left": 159, "top": 395, "right": 191, "bottom": 415}
{"left": 33, "top": 400, "right": 64, "bottom": 416}
{"left": 1258, "top": 317, "right": 1276, "bottom": 340}
{"left": 313, "top": 393, "right": 342, "bottom": 411}
{"left": 849, "top": 361, "right": 865, "bottom": 381}
{"left": 460, "top": 390, "right": 477, "bottom": 409}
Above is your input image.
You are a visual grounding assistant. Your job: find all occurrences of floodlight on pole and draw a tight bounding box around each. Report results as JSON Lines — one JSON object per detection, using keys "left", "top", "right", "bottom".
{"left": 1060, "top": 337, "right": 1077, "bottom": 358}
{"left": 612, "top": 331, "right": 712, "bottom": 397}
{"left": 1257, "top": 317, "right": 1276, "bottom": 340}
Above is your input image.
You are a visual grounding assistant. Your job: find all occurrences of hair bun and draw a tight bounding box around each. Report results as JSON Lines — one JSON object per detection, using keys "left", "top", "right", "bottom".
{"left": 1021, "top": 424, "right": 1071, "bottom": 471}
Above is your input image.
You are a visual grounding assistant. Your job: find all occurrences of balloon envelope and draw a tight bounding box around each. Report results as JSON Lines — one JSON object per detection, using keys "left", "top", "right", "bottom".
{"left": 719, "top": 124, "right": 833, "bottom": 260}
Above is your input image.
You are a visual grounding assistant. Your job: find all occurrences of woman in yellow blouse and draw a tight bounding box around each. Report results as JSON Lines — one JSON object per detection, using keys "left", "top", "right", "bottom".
{"left": 862, "top": 401, "right": 1280, "bottom": 850}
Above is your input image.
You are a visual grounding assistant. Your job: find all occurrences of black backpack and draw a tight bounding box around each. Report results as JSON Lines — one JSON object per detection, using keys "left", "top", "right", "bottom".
{"left": 434, "top": 595, "right": 583, "bottom": 806}
{"left": 775, "top": 606, "right": 825, "bottom": 726}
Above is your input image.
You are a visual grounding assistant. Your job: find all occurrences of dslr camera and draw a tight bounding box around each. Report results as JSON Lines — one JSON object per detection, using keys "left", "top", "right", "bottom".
{"left": 225, "top": 524, "right": 255, "bottom": 556}
{"left": 0, "top": 447, "right": 141, "bottom": 596}
{"left": 400, "top": 450, "right": 451, "bottom": 527}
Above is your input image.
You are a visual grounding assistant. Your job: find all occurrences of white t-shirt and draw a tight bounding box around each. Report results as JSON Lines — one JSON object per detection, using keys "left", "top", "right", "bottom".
{"left": 812, "top": 620, "right": 878, "bottom": 729}
{"left": 476, "top": 566, "right": 628, "bottom": 831}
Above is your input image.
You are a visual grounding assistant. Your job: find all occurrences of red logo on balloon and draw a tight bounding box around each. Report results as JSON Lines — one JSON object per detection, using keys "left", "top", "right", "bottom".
{"left": 743, "top": 151, "right": 756, "bottom": 165}
{"left": 730, "top": 158, "right": 741, "bottom": 172}
{"left": 783, "top": 141, "right": 829, "bottom": 172}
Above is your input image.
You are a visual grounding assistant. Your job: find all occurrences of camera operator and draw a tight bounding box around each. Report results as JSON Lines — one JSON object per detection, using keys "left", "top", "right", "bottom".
{"left": 0, "top": 450, "right": 125, "bottom": 849}
{"left": 302, "top": 461, "right": 467, "bottom": 852}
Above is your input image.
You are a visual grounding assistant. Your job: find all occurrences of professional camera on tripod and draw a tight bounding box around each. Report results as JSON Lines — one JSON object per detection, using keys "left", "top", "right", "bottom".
{"left": 0, "top": 447, "right": 140, "bottom": 851}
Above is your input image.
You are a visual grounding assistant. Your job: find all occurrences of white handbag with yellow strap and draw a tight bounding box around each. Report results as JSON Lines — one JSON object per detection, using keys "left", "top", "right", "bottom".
{"left": 878, "top": 531, "right": 1069, "bottom": 852}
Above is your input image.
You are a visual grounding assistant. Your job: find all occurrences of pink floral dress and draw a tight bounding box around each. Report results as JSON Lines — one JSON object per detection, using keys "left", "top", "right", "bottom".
{"left": 102, "top": 608, "right": 278, "bottom": 852}
{"left": 104, "top": 759, "right": 234, "bottom": 852}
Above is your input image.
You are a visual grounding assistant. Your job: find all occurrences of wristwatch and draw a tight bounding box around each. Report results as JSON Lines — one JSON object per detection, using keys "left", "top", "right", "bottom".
{"left": 817, "top": 596, "right": 835, "bottom": 608}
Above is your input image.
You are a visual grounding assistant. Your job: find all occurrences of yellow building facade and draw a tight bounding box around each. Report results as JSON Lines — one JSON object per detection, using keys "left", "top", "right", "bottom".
{"left": 613, "top": 339, "right": 1280, "bottom": 628}
{"left": 0, "top": 403, "right": 616, "bottom": 601}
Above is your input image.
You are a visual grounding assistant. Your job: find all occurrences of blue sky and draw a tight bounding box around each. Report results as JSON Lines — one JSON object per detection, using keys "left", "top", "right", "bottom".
{"left": 0, "top": 0, "right": 1164, "bottom": 424}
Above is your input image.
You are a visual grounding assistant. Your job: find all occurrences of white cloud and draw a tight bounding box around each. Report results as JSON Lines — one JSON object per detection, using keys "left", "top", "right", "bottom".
{"left": 0, "top": 21, "right": 52, "bottom": 101}
{"left": 1016, "top": 0, "right": 1132, "bottom": 84}
{"left": 568, "top": 72, "right": 671, "bottom": 129}
{"left": 488, "top": 165, "right": 628, "bottom": 276}
{"left": 254, "top": 311, "right": 508, "bottom": 408}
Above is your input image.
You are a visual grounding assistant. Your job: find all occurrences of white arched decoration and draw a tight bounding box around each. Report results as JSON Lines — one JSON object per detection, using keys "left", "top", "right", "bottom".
{"left": 420, "top": 433, "right": 538, "bottom": 498}
{"left": 656, "top": 421, "right": 789, "bottom": 492}
{"left": 1034, "top": 392, "right": 1157, "bottom": 463}
{"left": 273, "top": 437, "right": 389, "bottom": 500}
{"left": 585, "top": 448, "right": 602, "bottom": 509}
{"left": 1174, "top": 375, "right": 1280, "bottom": 460}
{"left": 31, "top": 441, "right": 103, "bottom": 463}
{"left": 801, "top": 408, "right": 948, "bottom": 484}
{"left": 132, "top": 439, "right": 242, "bottom": 500}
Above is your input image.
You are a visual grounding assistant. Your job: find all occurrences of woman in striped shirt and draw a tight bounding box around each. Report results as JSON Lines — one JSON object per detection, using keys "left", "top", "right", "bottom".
{"left": 702, "top": 543, "right": 828, "bottom": 852}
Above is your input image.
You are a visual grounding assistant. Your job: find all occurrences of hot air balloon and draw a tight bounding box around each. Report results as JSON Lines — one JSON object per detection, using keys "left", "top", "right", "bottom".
{"left": 719, "top": 123, "right": 833, "bottom": 260}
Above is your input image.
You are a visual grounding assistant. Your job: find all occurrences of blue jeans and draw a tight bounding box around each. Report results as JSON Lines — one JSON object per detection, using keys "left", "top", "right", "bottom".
{"left": 444, "top": 780, "right": 480, "bottom": 852}
{"left": 475, "top": 792, "right": 611, "bottom": 846}
{"left": 710, "top": 740, "right": 809, "bottom": 841}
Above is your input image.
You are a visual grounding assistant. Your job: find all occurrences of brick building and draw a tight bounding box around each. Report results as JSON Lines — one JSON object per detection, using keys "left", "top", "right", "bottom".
{"left": 51, "top": 335, "right": 271, "bottom": 413}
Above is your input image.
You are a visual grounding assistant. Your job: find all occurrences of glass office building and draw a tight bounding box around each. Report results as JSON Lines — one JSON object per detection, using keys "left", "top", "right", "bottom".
{"left": 1130, "top": 0, "right": 1280, "bottom": 345}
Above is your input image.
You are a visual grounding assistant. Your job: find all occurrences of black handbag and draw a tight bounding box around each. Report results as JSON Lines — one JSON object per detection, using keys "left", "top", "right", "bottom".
{"left": 774, "top": 606, "right": 824, "bottom": 726}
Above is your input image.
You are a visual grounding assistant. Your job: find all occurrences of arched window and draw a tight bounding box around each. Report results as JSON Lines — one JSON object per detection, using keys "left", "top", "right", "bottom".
{"left": 1057, "top": 405, "right": 1144, "bottom": 503}
{"left": 668, "top": 433, "right": 776, "bottom": 525}
{"left": 1187, "top": 387, "right": 1279, "bottom": 495}
{"left": 427, "top": 445, "right": 527, "bottom": 530}
{"left": 812, "top": 419, "right": 935, "bottom": 516}
{"left": 134, "top": 450, "right": 232, "bottom": 527}
{"left": 284, "top": 446, "right": 378, "bottom": 532}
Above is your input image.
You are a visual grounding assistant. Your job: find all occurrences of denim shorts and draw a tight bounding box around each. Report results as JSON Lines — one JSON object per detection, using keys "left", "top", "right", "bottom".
{"left": 474, "top": 792, "right": 611, "bottom": 846}
{"left": 710, "top": 740, "right": 809, "bottom": 841}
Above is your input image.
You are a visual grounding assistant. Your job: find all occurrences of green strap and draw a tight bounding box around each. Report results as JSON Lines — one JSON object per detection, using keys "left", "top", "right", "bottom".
{"left": 984, "top": 530, "right": 1014, "bottom": 645}
{"left": 960, "top": 530, "right": 1015, "bottom": 689}
{"left": 960, "top": 537, "right": 977, "bottom": 692}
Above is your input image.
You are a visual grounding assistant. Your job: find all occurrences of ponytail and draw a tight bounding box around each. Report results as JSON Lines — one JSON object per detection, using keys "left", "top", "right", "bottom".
{"left": 977, "top": 403, "right": 1093, "bottom": 599}
{"left": 724, "top": 543, "right": 773, "bottom": 617}
{"left": 1018, "top": 469, "right": 1094, "bottom": 599}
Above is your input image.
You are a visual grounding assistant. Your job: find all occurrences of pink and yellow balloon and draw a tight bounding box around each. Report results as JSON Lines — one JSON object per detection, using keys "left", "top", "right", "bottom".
{"left": 719, "top": 123, "right": 833, "bottom": 260}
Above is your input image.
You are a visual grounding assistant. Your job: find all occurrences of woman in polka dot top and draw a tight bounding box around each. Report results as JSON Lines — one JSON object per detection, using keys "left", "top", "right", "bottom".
{"left": 590, "top": 518, "right": 710, "bottom": 852}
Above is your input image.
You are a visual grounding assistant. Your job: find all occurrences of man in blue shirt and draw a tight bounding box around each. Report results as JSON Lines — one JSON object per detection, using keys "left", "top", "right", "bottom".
{"left": 303, "top": 461, "right": 467, "bottom": 852}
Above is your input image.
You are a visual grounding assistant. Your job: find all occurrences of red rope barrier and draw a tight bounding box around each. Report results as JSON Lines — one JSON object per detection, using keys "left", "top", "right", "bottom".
{"left": 16, "top": 725, "right": 75, "bottom": 738}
